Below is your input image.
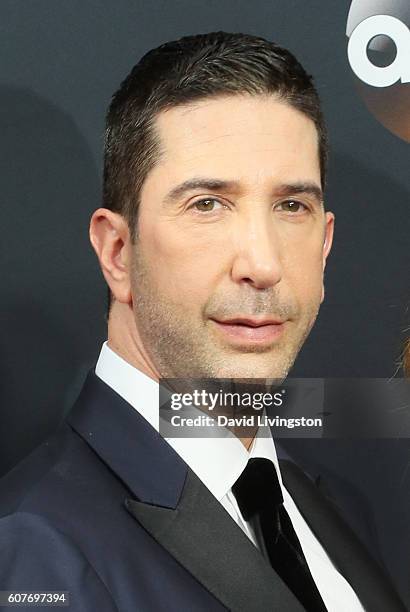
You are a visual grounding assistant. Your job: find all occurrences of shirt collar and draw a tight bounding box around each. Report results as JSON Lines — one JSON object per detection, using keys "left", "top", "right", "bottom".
{"left": 95, "top": 341, "right": 285, "bottom": 501}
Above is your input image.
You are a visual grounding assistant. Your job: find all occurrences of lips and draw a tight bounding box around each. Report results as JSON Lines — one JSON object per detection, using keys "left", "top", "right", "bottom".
{"left": 210, "top": 317, "right": 285, "bottom": 344}
{"left": 213, "top": 317, "right": 284, "bottom": 327}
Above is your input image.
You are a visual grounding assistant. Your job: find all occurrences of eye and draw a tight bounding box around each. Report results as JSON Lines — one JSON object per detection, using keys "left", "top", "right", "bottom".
{"left": 275, "top": 200, "right": 308, "bottom": 214}
{"left": 189, "top": 198, "right": 225, "bottom": 213}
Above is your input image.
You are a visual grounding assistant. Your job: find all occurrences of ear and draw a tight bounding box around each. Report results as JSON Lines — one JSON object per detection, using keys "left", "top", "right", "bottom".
{"left": 320, "top": 211, "right": 335, "bottom": 303}
{"left": 89, "top": 208, "right": 133, "bottom": 304}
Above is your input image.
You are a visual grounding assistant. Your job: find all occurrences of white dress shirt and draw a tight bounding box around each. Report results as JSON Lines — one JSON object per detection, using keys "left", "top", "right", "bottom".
{"left": 95, "top": 340, "right": 365, "bottom": 612}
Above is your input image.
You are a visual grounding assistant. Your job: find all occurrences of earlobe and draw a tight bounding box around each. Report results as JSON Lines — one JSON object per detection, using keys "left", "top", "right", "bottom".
{"left": 89, "top": 208, "right": 133, "bottom": 304}
{"left": 321, "top": 213, "right": 334, "bottom": 300}
{"left": 322, "top": 212, "right": 335, "bottom": 265}
{"left": 322, "top": 238, "right": 328, "bottom": 272}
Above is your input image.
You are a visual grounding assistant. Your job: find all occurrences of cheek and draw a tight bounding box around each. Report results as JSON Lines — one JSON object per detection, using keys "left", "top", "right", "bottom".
{"left": 281, "top": 240, "right": 324, "bottom": 302}
{"left": 139, "top": 219, "right": 224, "bottom": 304}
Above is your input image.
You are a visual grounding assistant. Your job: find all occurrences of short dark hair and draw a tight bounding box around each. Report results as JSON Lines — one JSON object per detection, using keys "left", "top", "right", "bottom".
{"left": 103, "top": 31, "right": 328, "bottom": 318}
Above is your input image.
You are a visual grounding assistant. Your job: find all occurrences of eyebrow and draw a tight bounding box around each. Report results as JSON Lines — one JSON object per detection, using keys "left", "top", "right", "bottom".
{"left": 275, "top": 181, "right": 324, "bottom": 205}
{"left": 162, "top": 177, "right": 324, "bottom": 207}
{"left": 163, "top": 178, "right": 239, "bottom": 205}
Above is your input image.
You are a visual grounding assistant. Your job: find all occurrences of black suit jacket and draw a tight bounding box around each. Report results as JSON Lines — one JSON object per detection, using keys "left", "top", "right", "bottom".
{"left": 0, "top": 369, "right": 406, "bottom": 611}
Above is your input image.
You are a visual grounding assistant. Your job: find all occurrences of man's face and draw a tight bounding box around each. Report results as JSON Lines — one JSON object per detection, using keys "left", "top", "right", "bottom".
{"left": 130, "top": 94, "right": 334, "bottom": 379}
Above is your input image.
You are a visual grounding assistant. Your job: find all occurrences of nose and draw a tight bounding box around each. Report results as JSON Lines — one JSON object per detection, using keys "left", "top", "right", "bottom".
{"left": 230, "top": 211, "right": 282, "bottom": 289}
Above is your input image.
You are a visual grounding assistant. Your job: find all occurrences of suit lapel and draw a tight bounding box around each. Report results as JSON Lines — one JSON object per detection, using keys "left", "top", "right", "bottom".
{"left": 125, "top": 466, "right": 304, "bottom": 612}
{"left": 67, "top": 370, "right": 304, "bottom": 612}
{"left": 280, "top": 459, "right": 407, "bottom": 612}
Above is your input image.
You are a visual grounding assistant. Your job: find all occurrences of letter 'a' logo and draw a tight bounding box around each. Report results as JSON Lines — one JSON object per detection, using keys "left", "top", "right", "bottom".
{"left": 347, "top": 0, "right": 410, "bottom": 142}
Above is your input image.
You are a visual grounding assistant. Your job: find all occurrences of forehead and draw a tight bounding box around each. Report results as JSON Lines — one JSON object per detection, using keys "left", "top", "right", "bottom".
{"left": 149, "top": 94, "right": 321, "bottom": 188}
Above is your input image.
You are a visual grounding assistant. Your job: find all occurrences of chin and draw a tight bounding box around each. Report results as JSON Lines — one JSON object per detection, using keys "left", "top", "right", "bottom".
{"left": 214, "top": 358, "right": 293, "bottom": 382}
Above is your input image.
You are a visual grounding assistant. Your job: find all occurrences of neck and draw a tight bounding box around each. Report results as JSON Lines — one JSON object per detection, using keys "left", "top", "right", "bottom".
{"left": 108, "top": 301, "right": 257, "bottom": 451}
{"left": 107, "top": 301, "right": 160, "bottom": 382}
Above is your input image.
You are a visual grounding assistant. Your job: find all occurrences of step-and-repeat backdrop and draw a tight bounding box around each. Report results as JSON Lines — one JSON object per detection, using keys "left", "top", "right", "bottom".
{"left": 1, "top": 0, "right": 409, "bottom": 605}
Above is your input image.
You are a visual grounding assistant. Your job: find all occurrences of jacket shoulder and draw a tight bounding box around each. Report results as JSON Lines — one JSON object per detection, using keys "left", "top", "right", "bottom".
{"left": 0, "top": 424, "right": 78, "bottom": 516}
{"left": 0, "top": 510, "right": 118, "bottom": 611}
{"left": 0, "top": 426, "right": 119, "bottom": 610}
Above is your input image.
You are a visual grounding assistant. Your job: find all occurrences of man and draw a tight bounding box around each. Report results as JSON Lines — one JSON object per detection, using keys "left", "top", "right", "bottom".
{"left": 0, "top": 32, "right": 405, "bottom": 611}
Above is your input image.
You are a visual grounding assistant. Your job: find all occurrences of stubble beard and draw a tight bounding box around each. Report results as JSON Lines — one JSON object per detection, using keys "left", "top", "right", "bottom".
{"left": 130, "top": 244, "right": 320, "bottom": 381}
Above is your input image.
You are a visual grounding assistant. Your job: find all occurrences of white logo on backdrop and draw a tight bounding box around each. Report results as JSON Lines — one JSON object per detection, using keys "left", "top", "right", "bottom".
{"left": 346, "top": 0, "right": 410, "bottom": 142}
{"left": 348, "top": 14, "right": 410, "bottom": 87}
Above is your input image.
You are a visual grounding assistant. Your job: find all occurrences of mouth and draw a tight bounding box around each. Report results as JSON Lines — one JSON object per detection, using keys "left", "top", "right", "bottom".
{"left": 209, "top": 316, "right": 286, "bottom": 345}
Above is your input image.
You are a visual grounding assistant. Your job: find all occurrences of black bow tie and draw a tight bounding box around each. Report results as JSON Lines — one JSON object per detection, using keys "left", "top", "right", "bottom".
{"left": 232, "top": 457, "right": 327, "bottom": 612}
